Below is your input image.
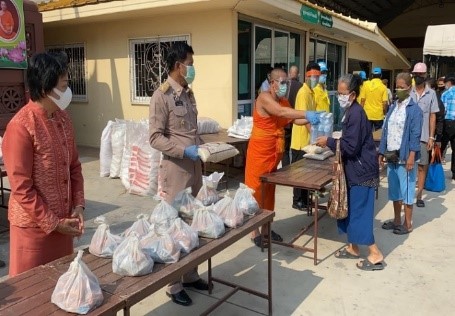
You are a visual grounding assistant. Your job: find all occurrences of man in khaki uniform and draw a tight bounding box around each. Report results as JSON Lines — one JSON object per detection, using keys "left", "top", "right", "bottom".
{"left": 149, "top": 42, "right": 207, "bottom": 307}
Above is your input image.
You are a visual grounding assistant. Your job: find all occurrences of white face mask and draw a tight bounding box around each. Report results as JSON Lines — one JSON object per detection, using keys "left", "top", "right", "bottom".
{"left": 49, "top": 87, "right": 72, "bottom": 110}
{"left": 338, "top": 93, "right": 352, "bottom": 109}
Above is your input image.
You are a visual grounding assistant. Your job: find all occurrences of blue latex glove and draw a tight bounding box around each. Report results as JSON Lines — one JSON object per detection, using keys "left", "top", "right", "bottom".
{"left": 184, "top": 145, "right": 199, "bottom": 161}
{"left": 306, "top": 111, "right": 323, "bottom": 125}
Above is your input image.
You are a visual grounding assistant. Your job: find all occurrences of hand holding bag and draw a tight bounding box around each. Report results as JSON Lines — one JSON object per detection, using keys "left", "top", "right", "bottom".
{"left": 424, "top": 145, "right": 445, "bottom": 192}
{"left": 328, "top": 139, "right": 348, "bottom": 219}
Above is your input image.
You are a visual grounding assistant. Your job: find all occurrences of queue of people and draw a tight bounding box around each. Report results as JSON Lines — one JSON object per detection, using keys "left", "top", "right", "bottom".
{"left": 1, "top": 40, "right": 454, "bottom": 312}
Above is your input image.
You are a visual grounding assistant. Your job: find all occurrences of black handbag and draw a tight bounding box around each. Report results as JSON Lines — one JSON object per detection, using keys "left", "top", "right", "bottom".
{"left": 384, "top": 150, "right": 400, "bottom": 163}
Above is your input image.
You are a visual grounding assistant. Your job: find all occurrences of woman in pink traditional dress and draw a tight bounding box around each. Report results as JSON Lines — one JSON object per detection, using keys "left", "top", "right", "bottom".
{"left": 2, "top": 52, "right": 85, "bottom": 276}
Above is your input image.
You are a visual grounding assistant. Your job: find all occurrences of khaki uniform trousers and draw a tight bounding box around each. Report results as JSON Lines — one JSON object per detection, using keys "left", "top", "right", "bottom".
{"left": 160, "top": 155, "right": 202, "bottom": 294}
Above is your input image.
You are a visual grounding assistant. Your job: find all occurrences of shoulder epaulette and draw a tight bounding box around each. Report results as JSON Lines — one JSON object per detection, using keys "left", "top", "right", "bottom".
{"left": 159, "top": 81, "right": 170, "bottom": 93}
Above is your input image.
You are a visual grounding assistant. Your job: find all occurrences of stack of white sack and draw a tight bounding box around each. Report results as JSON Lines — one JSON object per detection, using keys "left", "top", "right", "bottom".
{"left": 99, "top": 119, "right": 161, "bottom": 197}
{"left": 197, "top": 117, "right": 220, "bottom": 134}
{"left": 227, "top": 116, "right": 253, "bottom": 139}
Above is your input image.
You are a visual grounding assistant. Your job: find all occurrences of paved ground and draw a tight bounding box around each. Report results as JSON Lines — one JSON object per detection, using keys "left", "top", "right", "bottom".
{"left": 1, "top": 146, "right": 455, "bottom": 316}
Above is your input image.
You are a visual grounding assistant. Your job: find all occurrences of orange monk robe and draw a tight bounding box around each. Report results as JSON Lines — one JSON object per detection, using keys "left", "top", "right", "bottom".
{"left": 0, "top": 10, "right": 15, "bottom": 40}
{"left": 245, "top": 98, "right": 292, "bottom": 211}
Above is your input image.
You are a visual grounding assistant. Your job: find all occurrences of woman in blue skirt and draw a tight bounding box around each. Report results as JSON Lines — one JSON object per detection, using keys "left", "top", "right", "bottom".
{"left": 316, "top": 74, "right": 384, "bottom": 271}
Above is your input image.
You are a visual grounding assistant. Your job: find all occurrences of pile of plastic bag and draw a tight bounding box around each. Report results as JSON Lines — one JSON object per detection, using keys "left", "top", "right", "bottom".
{"left": 213, "top": 191, "right": 244, "bottom": 228}
{"left": 89, "top": 216, "right": 123, "bottom": 258}
{"left": 191, "top": 205, "right": 226, "bottom": 239}
{"left": 197, "top": 172, "right": 224, "bottom": 206}
{"left": 227, "top": 116, "right": 253, "bottom": 139}
{"left": 113, "top": 233, "right": 155, "bottom": 276}
{"left": 172, "top": 187, "right": 204, "bottom": 220}
{"left": 233, "top": 183, "right": 260, "bottom": 216}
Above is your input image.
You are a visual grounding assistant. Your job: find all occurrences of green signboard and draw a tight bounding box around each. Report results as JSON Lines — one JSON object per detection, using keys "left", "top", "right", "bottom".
{"left": 300, "top": 5, "right": 333, "bottom": 29}
{"left": 300, "top": 5, "right": 319, "bottom": 24}
{"left": 320, "top": 12, "right": 333, "bottom": 28}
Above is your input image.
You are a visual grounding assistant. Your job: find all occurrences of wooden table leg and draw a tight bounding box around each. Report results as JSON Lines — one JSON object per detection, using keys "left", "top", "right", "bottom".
{"left": 208, "top": 258, "right": 213, "bottom": 295}
{"left": 313, "top": 192, "right": 319, "bottom": 266}
{"left": 267, "top": 221, "right": 273, "bottom": 315}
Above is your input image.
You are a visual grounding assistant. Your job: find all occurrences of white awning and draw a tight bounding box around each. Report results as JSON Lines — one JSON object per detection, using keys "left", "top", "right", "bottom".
{"left": 424, "top": 24, "right": 455, "bottom": 57}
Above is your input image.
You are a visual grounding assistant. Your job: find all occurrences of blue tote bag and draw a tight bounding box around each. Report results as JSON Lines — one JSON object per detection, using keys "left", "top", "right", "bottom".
{"left": 424, "top": 145, "right": 445, "bottom": 192}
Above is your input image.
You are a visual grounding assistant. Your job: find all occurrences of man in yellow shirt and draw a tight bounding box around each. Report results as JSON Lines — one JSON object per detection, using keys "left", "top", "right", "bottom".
{"left": 360, "top": 67, "right": 388, "bottom": 130}
{"left": 357, "top": 71, "right": 369, "bottom": 104}
{"left": 291, "top": 62, "right": 320, "bottom": 210}
{"left": 314, "top": 61, "right": 330, "bottom": 112}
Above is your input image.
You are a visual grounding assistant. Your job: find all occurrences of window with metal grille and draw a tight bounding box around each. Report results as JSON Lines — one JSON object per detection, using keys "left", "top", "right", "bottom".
{"left": 46, "top": 44, "right": 87, "bottom": 102}
{"left": 129, "top": 35, "right": 190, "bottom": 104}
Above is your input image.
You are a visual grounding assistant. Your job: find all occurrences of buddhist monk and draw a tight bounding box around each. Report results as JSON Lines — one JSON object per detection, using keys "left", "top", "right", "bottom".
{"left": 245, "top": 67, "right": 321, "bottom": 247}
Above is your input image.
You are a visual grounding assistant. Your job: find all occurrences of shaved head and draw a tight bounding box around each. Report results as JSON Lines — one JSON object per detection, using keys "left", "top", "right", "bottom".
{"left": 270, "top": 68, "right": 286, "bottom": 81}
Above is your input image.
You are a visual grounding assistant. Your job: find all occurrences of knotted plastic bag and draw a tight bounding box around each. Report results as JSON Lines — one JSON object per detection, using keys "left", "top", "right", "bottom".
{"left": 51, "top": 250, "right": 104, "bottom": 314}
{"left": 196, "top": 172, "right": 224, "bottom": 206}
{"left": 140, "top": 231, "right": 180, "bottom": 263}
{"left": 191, "top": 206, "right": 225, "bottom": 239}
{"left": 149, "top": 199, "right": 179, "bottom": 235}
{"left": 89, "top": 216, "right": 123, "bottom": 258}
{"left": 172, "top": 187, "right": 204, "bottom": 219}
{"left": 112, "top": 234, "right": 154, "bottom": 276}
{"left": 233, "top": 183, "right": 260, "bottom": 216}
{"left": 122, "top": 214, "right": 151, "bottom": 238}
{"left": 167, "top": 218, "right": 199, "bottom": 253}
{"left": 214, "top": 191, "right": 244, "bottom": 228}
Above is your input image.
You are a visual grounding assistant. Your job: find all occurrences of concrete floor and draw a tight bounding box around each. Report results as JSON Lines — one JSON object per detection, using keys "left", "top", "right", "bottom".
{"left": 1, "top": 146, "right": 455, "bottom": 316}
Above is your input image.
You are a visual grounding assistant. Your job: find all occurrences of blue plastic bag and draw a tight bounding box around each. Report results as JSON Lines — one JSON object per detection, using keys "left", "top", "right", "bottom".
{"left": 424, "top": 146, "right": 445, "bottom": 192}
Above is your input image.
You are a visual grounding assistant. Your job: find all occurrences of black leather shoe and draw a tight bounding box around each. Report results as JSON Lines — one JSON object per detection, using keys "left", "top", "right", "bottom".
{"left": 166, "top": 290, "right": 192, "bottom": 306}
{"left": 182, "top": 279, "right": 210, "bottom": 291}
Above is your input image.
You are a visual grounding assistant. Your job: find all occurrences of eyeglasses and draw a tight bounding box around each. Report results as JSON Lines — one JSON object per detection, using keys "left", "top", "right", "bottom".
{"left": 274, "top": 79, "right": 287, "bottom": 85}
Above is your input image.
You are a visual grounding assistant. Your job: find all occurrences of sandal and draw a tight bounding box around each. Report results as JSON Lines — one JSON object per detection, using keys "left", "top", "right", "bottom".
{"left": 334, "top": 248, "right": 360, "bottom": 259}
{"left": 356, "top": 259, "right": 385, "bottom": 271}
{"left": 393, "top": 225, "right": 413, "bottom": 235}
{"left": 251, "top": 236, "right": 269, "bottom": 248}
{"left": 381, "top": 221, "right": 399, "bottom": 230}
{"left": 263, "top": 230, "right": 283, "bottom": 242}
{"left": 416, "top": 199, "right": 425, "bottom": 207}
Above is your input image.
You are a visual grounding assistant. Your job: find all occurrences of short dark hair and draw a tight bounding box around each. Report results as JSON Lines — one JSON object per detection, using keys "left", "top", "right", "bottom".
{"left": 339, "top": 74, "right": 362, "bottom": 97}
{"left": 444, "top": 73, "right": 455, "bottom": 85}
{"left": 426, "top": 77, "right": 437, "bottom": 90}
{"left": 166, "top": 42, "right": 194, "bottom": 72}
{"left": 27, "top": 52, "right": 69, "bottom": 101}
{"left": 306, "top": 62, "right": 320, "bottom": 72}
{"left": 372, "top": 73, "right": 382, "bottom": 79}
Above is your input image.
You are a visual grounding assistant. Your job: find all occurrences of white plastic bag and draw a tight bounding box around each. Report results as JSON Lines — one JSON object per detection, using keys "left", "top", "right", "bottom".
{"left": 51, "top": 250, "right": 104, "bottom": 314}
{"left": 172, "top": 187, "right": 204, "bottom": 219}
{"left": 122, "top": 214, "right": 151, "bottom": 238}
{"left": 109, "top": 120, "right": 126, "bottom": 178}
{"left": 140, "top": 231, "right": 180, "bottom": 263}
{"left": 167, "top": 218, "right": 199, "bottom": 253}
{"left": 191, "top": 206, "right": 225, "bottom": 239}
{"left": 100, "top": 121, "right": 114, "bottom": 177}
{"left": 112, "top": 234, "right": 154, "bottom": 276}
{"left": 197, "top": 117, "right": 221, "bottom": 134}
{"left": 233, "top": 183, "right": 260, "bottom": 216}
{"left": 214, "top": 191, "right": 244, "bottom": 228}
{"left": 149, "top": 200, "right": 179, "bottom": 235}
{"left": 89, "top": 216, "right": 123, "bottom": 258}
{"left": 196, "top": 172, "right": 223, "bottom": 206}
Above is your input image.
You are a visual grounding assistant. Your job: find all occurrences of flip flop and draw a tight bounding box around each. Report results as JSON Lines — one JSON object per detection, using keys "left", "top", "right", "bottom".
{"left": 393, "top": 225, "right": 413, "bottom": 235}
{"left": 381, "top": 221, "right": 399, "bottom": 230}
{"left": 356, "top": 259, "right": 385, "bottom": 271}
{"left": 335, "top": 248, "right": 360, "bottom": 259}
{"left": 270, "top": 230, "right": 283, "bottom": 242}
{"left": 416, "top": 199, "right": 425, "bottom": 207}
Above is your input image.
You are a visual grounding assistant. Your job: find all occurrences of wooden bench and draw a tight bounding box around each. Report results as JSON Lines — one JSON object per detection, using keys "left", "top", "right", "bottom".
{"left": 0, "top": 210, "right": 274, "bottom": 315}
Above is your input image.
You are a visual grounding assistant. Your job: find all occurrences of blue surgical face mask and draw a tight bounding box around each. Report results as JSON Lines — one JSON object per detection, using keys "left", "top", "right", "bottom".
{"left": 276, "top": 83, "right": 287, "bottom": 97}
{"left": 319, "top": 74, "right": 327, "bottom": 84}
{"left": 183, "top": 64, "right": 195, "bottom": 84}
{"left": 309, "top": 76, "right": 319, "bottom": 89}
